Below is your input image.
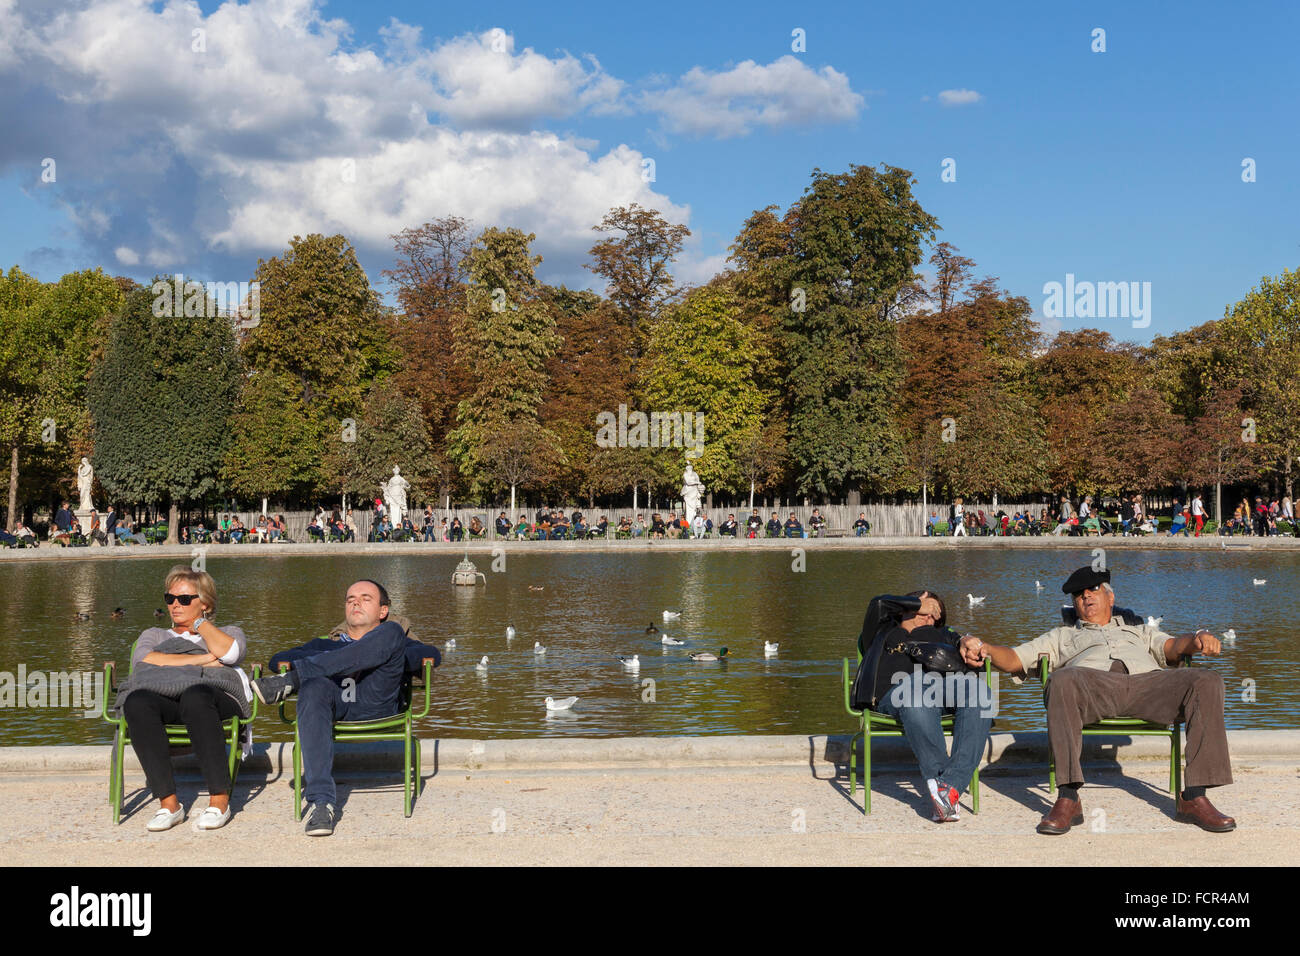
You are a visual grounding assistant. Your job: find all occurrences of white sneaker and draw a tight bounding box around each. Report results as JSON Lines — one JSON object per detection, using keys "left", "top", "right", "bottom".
{"left": 146, "top": 805, "right": 186, "bottom": 831}
{"left": 195, "top": 805, "right": 231, "bottom": 830}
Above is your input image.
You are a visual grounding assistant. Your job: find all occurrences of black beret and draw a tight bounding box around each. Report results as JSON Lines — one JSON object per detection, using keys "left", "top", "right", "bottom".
{"left": 1062, "top": 566, "right": 1111, "bottom": 595}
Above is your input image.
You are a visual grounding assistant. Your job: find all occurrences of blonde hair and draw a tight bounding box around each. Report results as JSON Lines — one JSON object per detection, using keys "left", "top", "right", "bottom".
{"left": 164, "top": 565, "right": 217, "bottom": 614}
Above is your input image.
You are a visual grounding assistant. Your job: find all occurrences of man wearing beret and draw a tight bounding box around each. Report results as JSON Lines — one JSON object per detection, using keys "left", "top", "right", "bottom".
{"left": 959, "top": 566, "right": 1234, "bottom": 835}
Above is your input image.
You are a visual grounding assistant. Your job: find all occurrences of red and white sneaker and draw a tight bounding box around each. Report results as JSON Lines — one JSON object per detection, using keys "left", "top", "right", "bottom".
{"left": 927, "top": 779, "right": 961, "bottom": 822}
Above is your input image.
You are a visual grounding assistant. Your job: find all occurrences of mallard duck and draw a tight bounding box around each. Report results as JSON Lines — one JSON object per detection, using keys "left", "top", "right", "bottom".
{"left": 545, "top": 696, "right": 577, "bottom": 711}
{"left": 154, "top": 608, "right": 165, "bottom": 618}
{"left": 73, "top": 611, "right": 91, "bottom": 622}
{"left": 660, "top": 634, "right": 684, "bottom": 646}
{"left": 645, "top": 623, "right": 660, "bottom": 634}
{"left": 690, "top": 647, "right": 729, "bottom": 662}
{"left": 764, "top": 641, "right": 779, "bottom": 657}
{"left": 662, "top": 610, "right": 681, "bottom": 621}
{"left": 617, "top": 654, "right": 640, "bottom": 670}
{"left": 475, "top": 655, "right": 489, "bottom": 672}
{"left": 111, "top": 607, "right": 125, "bottom": 619}
{"left": 505, "top": 625, "right": 516, "bottom": 640}
{"left": 534, "top": 641, "right": 546, "bottom": 655}
{"left": 528, "top": 585, "right": 545, "bottom": 592}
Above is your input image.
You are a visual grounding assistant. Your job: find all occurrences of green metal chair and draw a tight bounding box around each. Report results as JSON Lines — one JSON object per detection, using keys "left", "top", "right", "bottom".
{"left": 102, "top": 642, "right": 261, "bottom": 824}
{"left": 841, "top": 653, "right": 990, "bottom": 815}
{"left": 278, "top": 657, "right": 435, "bottom": 819}
{"left": 1040, "top": 652, "right": 1188, "bottom": 795}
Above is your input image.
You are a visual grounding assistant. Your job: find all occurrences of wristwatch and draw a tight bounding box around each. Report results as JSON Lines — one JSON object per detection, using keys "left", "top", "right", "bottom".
{"left": 191, "top": 616, "right": 207, "bottom": 631}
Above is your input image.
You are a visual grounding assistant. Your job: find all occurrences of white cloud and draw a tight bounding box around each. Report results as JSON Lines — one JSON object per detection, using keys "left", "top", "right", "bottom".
{"left": 0, "top": 0, "right": 678, "bottom": 281}
{"left": 640, "top": 55, "right": 864, "bottom": 138}
{"left": 937, "top": 88, "right": 982, "bottom": 107}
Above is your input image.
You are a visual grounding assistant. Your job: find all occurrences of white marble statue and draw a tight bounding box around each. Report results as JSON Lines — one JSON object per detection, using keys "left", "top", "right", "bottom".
{"left": 77, "top": 457, "right": 95, "bottom": 512}
{"left": 681, "top": 463, "right": 705, "bottom": 524}
{"left": 382, "top": 466, "right": 410, "bottom": 526}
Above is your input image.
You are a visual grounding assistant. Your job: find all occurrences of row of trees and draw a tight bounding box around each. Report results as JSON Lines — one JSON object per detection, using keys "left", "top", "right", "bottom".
{"left": 2, "top": 163, "right": 1298, "bottom": 541}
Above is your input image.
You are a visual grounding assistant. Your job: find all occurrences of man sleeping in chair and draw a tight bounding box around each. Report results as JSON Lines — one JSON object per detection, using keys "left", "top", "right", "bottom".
{"left": 961, "top": 565, "right": 1233, "bottom": 835}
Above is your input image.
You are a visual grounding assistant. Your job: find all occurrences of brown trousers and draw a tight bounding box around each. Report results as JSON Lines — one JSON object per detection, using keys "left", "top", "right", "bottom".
{"left": 1045, "top": 667, "right": 1233, "bottom": 789}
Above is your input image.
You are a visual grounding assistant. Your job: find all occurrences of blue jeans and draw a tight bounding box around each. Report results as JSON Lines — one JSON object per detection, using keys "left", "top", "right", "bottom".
{"left": 293, "top": 623, "right": 410, "bottom": 806}
{"left": 874, "top": 667, "right": 992, "bottom": 795}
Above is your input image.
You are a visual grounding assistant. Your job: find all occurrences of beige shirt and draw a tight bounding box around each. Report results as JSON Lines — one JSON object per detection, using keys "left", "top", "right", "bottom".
{"left": 1013, "top": 615, "right": 1171, "bottom": 675}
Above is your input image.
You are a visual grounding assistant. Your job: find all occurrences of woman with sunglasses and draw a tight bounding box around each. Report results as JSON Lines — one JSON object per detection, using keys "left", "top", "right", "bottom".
{"left": 121, "top": 566, "right": 249, "bottom": 831}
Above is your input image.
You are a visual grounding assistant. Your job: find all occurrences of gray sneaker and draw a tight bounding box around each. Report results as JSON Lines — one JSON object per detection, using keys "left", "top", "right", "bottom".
{"left": 304, "top": 802, "right": 336, "bottom": 836}
{"left": 251, "top": 673, "right": 295, "bottom": 705}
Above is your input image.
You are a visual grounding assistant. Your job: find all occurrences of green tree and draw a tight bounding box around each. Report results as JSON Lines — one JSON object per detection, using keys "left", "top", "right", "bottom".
{"left": 323, "top": 379, "right": 437, "bottom": 509}
{"left": 87, "top": 281, "right": 242, "bottom": 542}
{"left": 221, "top": 371, "right": 329, "bottom": 510}
{"left": 587, "top": 203, "right": 691, "bottom": 362}
{"left": 1219, "top": 268, "right": 1300, "bottom": 499}
{"left": 243, "top": 234, "right": 398, "bottom": 421}
{"left": 783, "top": 164, "right": 938, "bottom": 495}
{"left": 641, "top": 284, "right": 773, "bottom": 494}
{"left": 0, "top": 268, "right": 124, "bottom": 528}
{"left": 447, "top": 228, "right": 562, "bottom": 499}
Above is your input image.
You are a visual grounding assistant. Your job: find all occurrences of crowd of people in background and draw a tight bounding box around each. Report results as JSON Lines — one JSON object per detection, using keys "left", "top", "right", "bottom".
{"left": 8, "top": 492, "right": 1298, "bottom": 547}
{"left": 936, "top": 493, "right": 1300, "bottom": 538}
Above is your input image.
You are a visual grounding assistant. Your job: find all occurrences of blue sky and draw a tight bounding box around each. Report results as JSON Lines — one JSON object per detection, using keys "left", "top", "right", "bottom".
{"left": 2, "top": 0, "right": 1296, "bottom": 342}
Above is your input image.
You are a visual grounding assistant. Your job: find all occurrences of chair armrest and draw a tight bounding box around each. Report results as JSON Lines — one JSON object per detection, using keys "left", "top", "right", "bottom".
{"left": 248, "top": 663, "right": 263, "bottom": 720}
{"left": 413, "top": 658, "right": 436, "bottom": 719}
{"left": 102, "top": 661, "right": 118, "bottom": 721}
{"left": 276, "top": 661, "right": 296, "bottom": 724}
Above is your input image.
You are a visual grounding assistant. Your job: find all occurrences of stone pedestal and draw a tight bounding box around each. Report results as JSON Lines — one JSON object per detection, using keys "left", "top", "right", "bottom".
{"left": 75, "top": 509, "right": 103, "bottom": 546}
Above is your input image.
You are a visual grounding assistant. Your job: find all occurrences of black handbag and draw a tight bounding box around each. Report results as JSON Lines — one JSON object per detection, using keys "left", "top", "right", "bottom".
{"left": 892, "top": 639, "right": 971, "bottom": 674}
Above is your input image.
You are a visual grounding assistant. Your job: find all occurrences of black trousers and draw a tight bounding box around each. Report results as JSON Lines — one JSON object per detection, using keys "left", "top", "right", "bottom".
{"left": 123, "top": 686, "right": 242, "bottom": 800}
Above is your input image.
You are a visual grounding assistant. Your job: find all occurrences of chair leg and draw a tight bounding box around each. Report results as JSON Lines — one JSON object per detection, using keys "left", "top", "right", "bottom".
{"left": 1048, "top": 748, "right": 1056, "bottom": 794}
{"left": 863, "top": 724, "right": 872, "bottom": 815}
{"left": 403, "top": 725, "right": 413, "bottom": 818}
{"left": 849, "top": 730, "right": 858, "bottom": 797}
{"left": 414, "top": 738, "right": 422, "bottom": 803}
{"left": 1171, "top": 725, "right": 1182, "bottom": 796}
{"left": 111, "top": 729, "right": 124, "bottom": 824}
{"left": 972, "top": 765, "right": 980, "bottom": 814}
{"left": 293, "top": 727, "right": 303, "bottom": 821}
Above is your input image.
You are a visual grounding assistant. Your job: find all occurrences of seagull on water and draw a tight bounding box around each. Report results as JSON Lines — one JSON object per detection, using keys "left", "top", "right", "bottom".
{"left": 475, "top": 655, "right": 489, "bottom": 672}
{"left": 764, "top": 641, "right": 779, "bottom": 657}
{"left": 663, "top": 610, "right": 681, "bottom": 621}
{"left": 661, "top": 634, "right": 684, "bottom": 646}
{"left": 1253, "top": 579, "right": 1267, "bottom": 586}
{"left": 1221, "top": 629, "right": 1236, "bottom": 645}
{"left": 618, "top": 654, "right": 640, "bottom": 670}
{"left": 1035, "top": 581, "right": 1044, "bottom": 591}
{"left": 445, "top": 638, "right": 456, "bottom": 650}
{"left": 534, "top": 641, "right": 546, "bottom": 655}
{"left": 1147, "top": 616, "right": 1163, "bottom": 628}
{"left": 967, "top": 594, "right": 986, "bottom": 607}
{"left": 545, "top": 696, "right": 577, "bottom": 711}
{"left": 506, "top": 625, "right": 517, "bottom": 640}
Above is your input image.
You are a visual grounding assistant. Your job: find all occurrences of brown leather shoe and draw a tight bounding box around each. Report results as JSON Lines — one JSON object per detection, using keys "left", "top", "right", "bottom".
{"left": 1176, "top": 795, "right": 1236, "bottom": 832}
{"left": 1037, "top": 796, "right": 1084, "bottom": 835}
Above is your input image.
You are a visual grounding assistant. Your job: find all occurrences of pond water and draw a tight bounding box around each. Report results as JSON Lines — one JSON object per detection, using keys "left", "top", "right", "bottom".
{"left": 1, "top": 548, "right": 1296, "bottom": 744}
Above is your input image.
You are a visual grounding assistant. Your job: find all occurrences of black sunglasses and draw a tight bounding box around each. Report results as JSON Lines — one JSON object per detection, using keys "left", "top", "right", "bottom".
{"left": 164, "top": 592, "right": 199, "bottom": 606}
